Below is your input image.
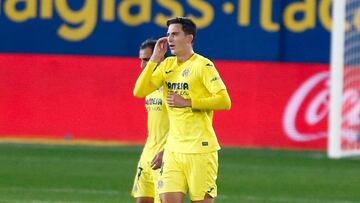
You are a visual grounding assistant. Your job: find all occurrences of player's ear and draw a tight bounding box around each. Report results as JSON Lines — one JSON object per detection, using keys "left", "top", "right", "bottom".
{"left": 186, "top": 34, "right": 193, "bottom": 44}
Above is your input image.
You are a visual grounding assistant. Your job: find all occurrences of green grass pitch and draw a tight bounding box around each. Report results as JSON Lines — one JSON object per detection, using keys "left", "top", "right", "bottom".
{"left": 0, "top": 143, "right": 359, "bottom": 203}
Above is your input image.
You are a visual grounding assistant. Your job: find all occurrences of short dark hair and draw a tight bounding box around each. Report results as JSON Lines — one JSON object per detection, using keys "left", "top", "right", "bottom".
{"left": 166, "top": 17, "right": 197, "bottom": 43}
{"left": 140, "top": 39, "right": 157, "bottom": 51}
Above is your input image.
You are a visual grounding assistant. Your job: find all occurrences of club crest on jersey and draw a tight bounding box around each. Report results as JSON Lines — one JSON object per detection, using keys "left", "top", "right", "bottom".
{"left": 157, "top": 180, "right": 164, "bottom": 189}
{"left": 182, "top": 68, "right": 190, "bottom": 77}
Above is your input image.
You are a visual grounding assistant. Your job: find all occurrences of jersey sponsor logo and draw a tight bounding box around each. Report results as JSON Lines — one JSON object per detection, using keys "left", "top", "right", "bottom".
{"left": 166, "top": 82, "right": 189, "bottom": 91}
{"left": 146, "top": 97, "right": 163, "bottom": 111}
{"left": 146, "top": 106, "right": 162, "bottom": 111}
{"left": 145, "top": 98, "right": 162, "bottom": 105}
{"left": 165, "top": 70, "right": 173, "bottom": 74}
{"left": 206, "top": 63, "right": 213, "bottom": 67}
{"left": 202, "top": 141, "right": 209, "bottom": 146}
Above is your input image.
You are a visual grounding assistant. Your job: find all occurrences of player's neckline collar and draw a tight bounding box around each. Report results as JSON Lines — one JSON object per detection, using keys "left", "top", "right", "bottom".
{"left": 176, "top": 53, "right": 196, "bottom": 65}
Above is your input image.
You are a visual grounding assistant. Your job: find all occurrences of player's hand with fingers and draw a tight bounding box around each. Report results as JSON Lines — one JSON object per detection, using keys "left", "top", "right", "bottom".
{"left": 150, "top": 37, "right": 168, "bottom": 63}
{"left": 167, "top": 92, "right": 191, "bottom": 108}
{"left": 151, "top": 150, "right": 164, "bottom": 170}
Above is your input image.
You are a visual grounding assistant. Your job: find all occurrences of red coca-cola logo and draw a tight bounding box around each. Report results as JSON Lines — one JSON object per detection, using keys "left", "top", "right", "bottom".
{"left": 283, "top": 71, "right": 329, "bottom": 142}
{"left": 284, "top": 70, "right": 360, "bottom": 143}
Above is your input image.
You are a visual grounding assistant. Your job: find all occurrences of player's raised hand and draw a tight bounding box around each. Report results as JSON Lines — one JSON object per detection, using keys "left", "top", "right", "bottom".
{"left": 167, "top": 92, "right": 191, "bottom": 108}
{"left": 150, "top": 37, "right": 168, "bottom": 63}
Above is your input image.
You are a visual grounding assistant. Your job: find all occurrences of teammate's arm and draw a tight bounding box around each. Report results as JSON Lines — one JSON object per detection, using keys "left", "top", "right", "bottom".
{"left": 150, "top": 150, "right": 164, "bottom": 170}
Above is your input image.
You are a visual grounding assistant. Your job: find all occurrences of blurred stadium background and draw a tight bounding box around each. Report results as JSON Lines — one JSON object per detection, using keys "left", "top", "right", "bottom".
{"left": 0, "top": 0, "right": 359, "bottom": 202}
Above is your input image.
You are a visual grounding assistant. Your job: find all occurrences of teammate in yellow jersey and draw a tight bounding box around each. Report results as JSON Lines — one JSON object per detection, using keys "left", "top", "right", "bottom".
{"left": 131, "top": 39, "right": 169, "bottom": 203}
{"left": 133, "top": 17, "right": 231, "bottom": 203}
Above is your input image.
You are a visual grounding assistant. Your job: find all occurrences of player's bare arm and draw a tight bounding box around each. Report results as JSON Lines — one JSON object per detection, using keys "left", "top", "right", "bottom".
{"left": 151, "top": 150, "right": 164, "bottom": 170}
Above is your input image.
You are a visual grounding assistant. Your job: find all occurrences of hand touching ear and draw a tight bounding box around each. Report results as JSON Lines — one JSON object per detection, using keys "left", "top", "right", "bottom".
{"left": 150, "top": 37, "right": 168, "bottom": 63}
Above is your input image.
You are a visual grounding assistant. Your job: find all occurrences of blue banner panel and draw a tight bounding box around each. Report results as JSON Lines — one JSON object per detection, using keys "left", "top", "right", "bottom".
{"left": 0, "top": 0, "right": 336, "bottom": 63}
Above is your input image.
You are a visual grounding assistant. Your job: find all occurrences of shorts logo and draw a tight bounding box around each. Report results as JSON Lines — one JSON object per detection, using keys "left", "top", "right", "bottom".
{"left": 157, "top": 180, "right": 164, "bottom": 189}
{"left": 137, "top": 167, "right": 143, "bottom": 180}
{"left": 133, "top": 185, "right": 138, "bottom": 193}
{"left": 160, "top": 162, "right": 164, "bottom": 175}
{"left": 182, "top": 68, "right": 189, "bottom": 77}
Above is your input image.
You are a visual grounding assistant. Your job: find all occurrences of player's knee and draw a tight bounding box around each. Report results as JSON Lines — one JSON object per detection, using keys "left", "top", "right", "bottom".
{"left": 160, "top": 192, "right": 184, "bottom": 203}
{"left": 136, "top": 197, "right": 154, "bottom": 203}
{"left": 190, "top": 194, "right": 214, "bottom": 203}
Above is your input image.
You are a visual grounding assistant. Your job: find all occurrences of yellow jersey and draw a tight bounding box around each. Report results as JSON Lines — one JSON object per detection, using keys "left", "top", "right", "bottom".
{"left": 149, "top": 53, "right": 228, "bottom": 153}
{"left": 140, "top": 87, "right": 169, "bottom": 163}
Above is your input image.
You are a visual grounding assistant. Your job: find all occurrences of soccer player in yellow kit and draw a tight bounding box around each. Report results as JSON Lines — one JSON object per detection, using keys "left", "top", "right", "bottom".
{"left": 131, "top": 39, "right": 169, "bottom": 203}
{"left": 133, "top": 17, "right": 231, "bottom": 203}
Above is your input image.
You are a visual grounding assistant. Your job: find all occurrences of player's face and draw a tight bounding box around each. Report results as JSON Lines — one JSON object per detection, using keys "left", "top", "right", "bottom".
{"left": 167, "top": 24, "right": 192, "bottom": 56}
{"left": 139, "top": 47, "right": 153, "bottom": 69}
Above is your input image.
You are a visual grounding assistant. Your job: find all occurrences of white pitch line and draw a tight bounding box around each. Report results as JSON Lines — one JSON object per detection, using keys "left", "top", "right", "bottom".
{"left": 0, "top": 154, "right": 136, "bottom": 165}
{"left": 0, "top": 187, "right": 356, "bottom": 203}
{"left": 0, "top": 199, "right": 82, "bottom": 203}
{"left": 0, "top": 186, "right": 123, "bottom": 195}
{"left": 217, "top": 195, "right": 356, "bottom": 203}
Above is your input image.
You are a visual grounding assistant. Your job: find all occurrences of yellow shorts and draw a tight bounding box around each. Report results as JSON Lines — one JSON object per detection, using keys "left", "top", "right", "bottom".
{"left": 131, "top": 160, "right": 161, "bottom": 203}
{"left": 157, "top": 151, "right": 218, "bottom": 201}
